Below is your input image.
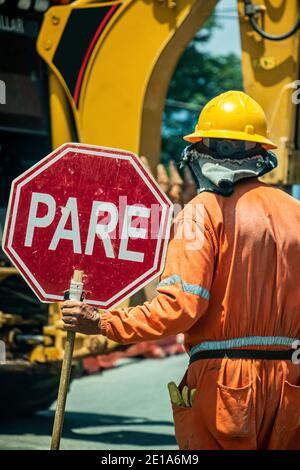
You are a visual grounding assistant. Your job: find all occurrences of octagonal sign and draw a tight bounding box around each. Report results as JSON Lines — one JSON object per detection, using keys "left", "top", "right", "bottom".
{"left": 2, "top": 143, "right": 173, "bottom": 308}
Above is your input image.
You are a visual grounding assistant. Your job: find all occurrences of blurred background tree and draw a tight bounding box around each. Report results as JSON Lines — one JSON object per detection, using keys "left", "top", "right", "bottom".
{"left": 161, "top": 17, "right": 243, "bottom": 163}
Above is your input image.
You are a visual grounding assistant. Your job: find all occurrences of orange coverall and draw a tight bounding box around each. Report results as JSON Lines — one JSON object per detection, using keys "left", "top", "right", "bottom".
{"left": 100, "top": 179, "right": 300, "bottom": 450}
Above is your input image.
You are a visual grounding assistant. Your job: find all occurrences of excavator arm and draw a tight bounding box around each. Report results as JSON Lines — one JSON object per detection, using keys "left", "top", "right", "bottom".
{"left": 37, "top": 0, "right": 218, "bottom": 171}
{"left": 37, "top": 0, "right": 300, "bottom": 183}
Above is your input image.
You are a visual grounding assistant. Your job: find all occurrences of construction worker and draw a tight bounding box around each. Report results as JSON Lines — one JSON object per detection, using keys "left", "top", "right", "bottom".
{"left": 62, "top": 91, "right": 300, "bottom": 450}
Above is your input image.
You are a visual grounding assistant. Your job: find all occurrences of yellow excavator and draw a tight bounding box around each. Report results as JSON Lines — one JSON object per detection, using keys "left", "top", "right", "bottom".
{"left": 0, "top": 0, "right": 299, "bottom": 414}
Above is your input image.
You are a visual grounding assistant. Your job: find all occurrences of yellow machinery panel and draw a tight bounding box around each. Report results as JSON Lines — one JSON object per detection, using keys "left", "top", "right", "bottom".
{"left": 39, "top": 0, "right": 300, "bottom": 183}
{"left": 238, "top": 0, "right": 300, "bottom": 185}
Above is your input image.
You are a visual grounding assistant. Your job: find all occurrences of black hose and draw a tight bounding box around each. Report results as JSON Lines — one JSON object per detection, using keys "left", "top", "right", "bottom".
{"left": 244, "top": 0, "right": 300, "bottom": 41}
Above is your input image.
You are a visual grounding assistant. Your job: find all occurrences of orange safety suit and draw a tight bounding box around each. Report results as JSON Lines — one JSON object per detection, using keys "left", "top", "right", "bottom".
{"left": 100, "top": 178, "right": 300, "bottom": 450}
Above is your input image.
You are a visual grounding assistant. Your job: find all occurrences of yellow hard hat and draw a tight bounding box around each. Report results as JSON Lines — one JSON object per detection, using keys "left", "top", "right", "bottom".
{"left": 183, "top": 90, "right": 277, "bottom": 149}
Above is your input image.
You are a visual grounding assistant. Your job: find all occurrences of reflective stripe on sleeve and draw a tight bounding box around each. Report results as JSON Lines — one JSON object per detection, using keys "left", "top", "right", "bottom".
{"left": 158, "top": 274, "right": 210, "bottom": 301}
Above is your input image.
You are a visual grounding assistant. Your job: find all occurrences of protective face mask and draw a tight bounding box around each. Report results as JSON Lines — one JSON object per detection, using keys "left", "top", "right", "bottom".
{"left": 180, "top": 142, "right": 278, "bottom": 196}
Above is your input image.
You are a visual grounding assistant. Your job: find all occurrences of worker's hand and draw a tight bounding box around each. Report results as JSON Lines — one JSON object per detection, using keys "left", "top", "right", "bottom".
{"left": 61, "top": 300, "right": 101, "bottom": 335}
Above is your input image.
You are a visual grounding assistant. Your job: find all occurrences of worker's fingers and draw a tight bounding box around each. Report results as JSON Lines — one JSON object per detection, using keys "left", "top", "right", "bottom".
{"left": 63, "top": 323, "right": 77, "bottom": 332}
{"left": 81, "top": 305, "right": 101, "bottom": 321}
{"left": 62, "top": 307, "right": 101, "bottom": 335}
{"left": 182, "top": 166, "right": 197, "bottom": 204}
{"left": 140, "top": 156, "right": 152, "bottom": 174}
{"left": 156, "top": 163, "right": 169, "bottom": 193}
{"left": 62, "top": 299, "right": 82, "bottom": 308}
{"left": 61, "top": 307, "right": 82, "bottom": 317}
{"left": 62, "top": 316, "right": 78, "bottom": 325}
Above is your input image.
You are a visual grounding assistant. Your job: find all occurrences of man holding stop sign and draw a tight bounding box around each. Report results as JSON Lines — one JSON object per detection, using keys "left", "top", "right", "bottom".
{"left": 62, "top": 92, "right": 300, "bottom": 452}
{"left": 5, "top": 92, "right": 300, "bottom": 451}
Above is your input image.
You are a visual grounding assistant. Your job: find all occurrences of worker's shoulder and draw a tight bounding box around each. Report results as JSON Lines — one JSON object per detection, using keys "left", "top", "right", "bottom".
{"left": 178, "top": 180, "right": 300, "bottom": 222}
{"left": 186, "top": 190, "right": 220, "bottom": 208}
{"left": 176, "top": 191, "right": 222, "bottom": 228}
{"left": 240, "top": 181, "right": 300, "bottom": 207}
{"left": 185, "top": 190, "right": 224, "bottom": 217}
{"left": 228, "top": 181, "right": 300, "bottom": 229}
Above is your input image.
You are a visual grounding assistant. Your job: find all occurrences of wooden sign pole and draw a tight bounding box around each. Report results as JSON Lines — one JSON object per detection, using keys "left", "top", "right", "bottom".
{"left": 50, "top": 270, "right": 84, "bottom": 450}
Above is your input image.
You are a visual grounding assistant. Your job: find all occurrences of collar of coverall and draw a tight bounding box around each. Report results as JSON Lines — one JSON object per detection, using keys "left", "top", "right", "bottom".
{"left": 179, "top": 141, "right": 278, "bottom": 197}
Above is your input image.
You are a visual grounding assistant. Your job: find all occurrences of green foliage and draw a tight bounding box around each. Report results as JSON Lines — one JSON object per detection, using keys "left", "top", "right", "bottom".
{"left": 161, "top": 18, "right": 243, "bottom": 163}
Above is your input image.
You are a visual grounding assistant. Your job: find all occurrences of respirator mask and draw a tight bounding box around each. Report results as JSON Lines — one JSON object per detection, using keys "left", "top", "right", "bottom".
{"left": 180, "top": 138, "right": 278, "bottom": 196}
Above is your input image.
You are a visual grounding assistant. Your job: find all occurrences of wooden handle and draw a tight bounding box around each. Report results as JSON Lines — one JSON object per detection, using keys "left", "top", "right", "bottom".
{"left": 50, "top": 270, "right": 84, "bottom": 450}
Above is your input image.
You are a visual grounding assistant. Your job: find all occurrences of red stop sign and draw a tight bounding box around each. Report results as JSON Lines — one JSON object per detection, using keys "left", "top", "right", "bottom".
{"left": 2, "top": 143, "right": 172, "bottom": 308}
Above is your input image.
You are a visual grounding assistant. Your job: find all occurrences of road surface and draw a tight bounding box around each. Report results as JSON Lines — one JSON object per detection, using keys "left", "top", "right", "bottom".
{"left": 0, "top": 354, "right": 187, "bottom": 450}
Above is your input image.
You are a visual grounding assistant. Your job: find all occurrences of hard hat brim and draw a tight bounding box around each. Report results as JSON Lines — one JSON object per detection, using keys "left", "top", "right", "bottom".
{"left": 183, "top": 129, "right": 277, "bottom": 149}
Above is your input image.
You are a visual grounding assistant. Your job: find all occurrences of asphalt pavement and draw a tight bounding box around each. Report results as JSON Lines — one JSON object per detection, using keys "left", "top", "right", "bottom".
{"left": 0, "top": 354, "right": 187, "bottom": 450}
